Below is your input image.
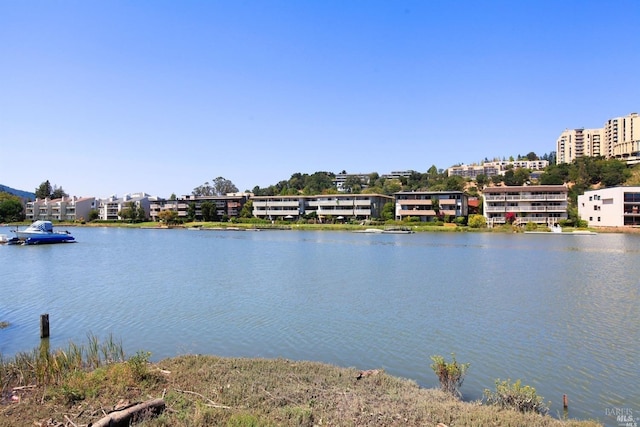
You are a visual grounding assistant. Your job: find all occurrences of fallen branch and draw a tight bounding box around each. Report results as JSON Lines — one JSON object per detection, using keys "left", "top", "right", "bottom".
{"left": 174, "top": 388, "right": 231, "bottom": 409}
{"left": 90, "top": 398, "right": 165, "bottom": 427}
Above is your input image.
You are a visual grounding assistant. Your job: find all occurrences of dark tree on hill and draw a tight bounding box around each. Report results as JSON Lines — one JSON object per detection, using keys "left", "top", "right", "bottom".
{"left": 51, "top": 186, "right": 68, "bottom": 199}
{"left": 600, "top": 159, "right": 630, "bottom": 187}
{"left": 35, "top": 180, "right": 52, "bottom": 199}
{"left": 342, "top": 175, "right": 363, "bottom": 193}
{"left": 192, "top": 182, "right": 214, "bottom": 196}
{"left": 35, "top": 180, "right": 68, "bottom": 199}
{"left": 475, "top": 174, "right": 488, "bottom": 187}
{"left": 213, "top": 177, "right": 238, "bottom": 195}
{"left": 303, "top": 172, "right": 335, "bottom": 195}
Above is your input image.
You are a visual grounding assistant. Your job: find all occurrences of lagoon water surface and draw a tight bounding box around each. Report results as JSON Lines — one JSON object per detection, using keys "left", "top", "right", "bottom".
{"left": 0, "top": 226, "right": 638, "bottom": 422}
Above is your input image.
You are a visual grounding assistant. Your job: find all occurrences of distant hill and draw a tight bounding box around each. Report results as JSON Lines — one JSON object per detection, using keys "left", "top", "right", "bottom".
{"left": 0, "top": 184, "right": 35, "bottom": 200}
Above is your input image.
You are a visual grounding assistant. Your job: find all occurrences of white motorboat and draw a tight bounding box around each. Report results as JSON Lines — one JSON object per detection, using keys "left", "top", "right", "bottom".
{"left": 14, "top": 221, "right": 76, "bottom": 244}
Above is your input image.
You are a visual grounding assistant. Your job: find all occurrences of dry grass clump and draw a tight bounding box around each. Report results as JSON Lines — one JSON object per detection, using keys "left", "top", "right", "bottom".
{"left": 1, "top": 352, "right": 602, "bottom": 427}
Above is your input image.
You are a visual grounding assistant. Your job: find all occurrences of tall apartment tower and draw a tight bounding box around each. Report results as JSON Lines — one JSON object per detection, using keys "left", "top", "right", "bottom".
{"left": 556, "top": 112, "right": 639, "bottom": 165}
{"left": 606, "top": 112, "right": 640, "bottom": 164}
{"left": 556, "top": 128, "right": 603, "bottom": 164}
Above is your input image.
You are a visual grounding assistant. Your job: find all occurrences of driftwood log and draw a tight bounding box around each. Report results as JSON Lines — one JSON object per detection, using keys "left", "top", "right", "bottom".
{"left": 90, "top": 398, "right": 165, "bottom": 427}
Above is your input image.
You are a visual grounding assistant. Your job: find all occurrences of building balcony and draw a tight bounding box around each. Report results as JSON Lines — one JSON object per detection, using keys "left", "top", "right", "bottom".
{"left": 253, "top": 209, "right": 300, "bottom": 216}
{"left": 253, "top": 201, "right": 300, "bottom": 208}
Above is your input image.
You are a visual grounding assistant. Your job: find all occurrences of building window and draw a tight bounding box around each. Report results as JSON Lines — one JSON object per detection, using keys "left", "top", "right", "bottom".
{"left": 597, "top": 217, "right": 601, "bottom": 222}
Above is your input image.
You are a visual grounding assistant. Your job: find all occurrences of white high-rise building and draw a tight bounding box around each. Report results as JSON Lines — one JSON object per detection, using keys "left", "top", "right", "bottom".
{"left": 556, "top": 128, "right": 603, "bottom": 164}
{"left": 606, "top": 113, "right": 640, "bottom": 164}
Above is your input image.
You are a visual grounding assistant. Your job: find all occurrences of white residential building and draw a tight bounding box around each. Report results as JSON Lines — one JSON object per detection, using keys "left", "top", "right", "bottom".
{"left": 25, "top": 196, "right": 96, "bottom": 222}
{"left": 448, "top": 160, "right": 548, "bottom": 179}
{"left": 251, "top": 194, "right": 393, "bottom": 221}
{"left": 578, "top": 187, "right": 640, "bottom": 227}
{"left": 96, "top": 193, "right": 151, "bottom": 221}
{"left": 483, "top": 185, "right": 568, "bottom": 226}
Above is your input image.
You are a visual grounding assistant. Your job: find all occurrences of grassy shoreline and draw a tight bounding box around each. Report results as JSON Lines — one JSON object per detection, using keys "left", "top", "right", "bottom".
{"left": 5, "top": 219, "right": 614, "bottom": 234}
{"left": 0, "top": 345, "right": 602, "bottom": 426}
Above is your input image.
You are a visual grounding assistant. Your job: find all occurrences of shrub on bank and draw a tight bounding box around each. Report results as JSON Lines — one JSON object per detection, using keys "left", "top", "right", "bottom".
{"left": 430, "top": 353, "right": 469, "bottom": 398}
{"left": 483, "top": 378, "right": 550, "bottom": 415}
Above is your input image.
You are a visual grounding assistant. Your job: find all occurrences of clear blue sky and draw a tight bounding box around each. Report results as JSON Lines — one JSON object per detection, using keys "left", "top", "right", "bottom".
{"left": 1, "top": 1, "right": 638, "bottom": 198}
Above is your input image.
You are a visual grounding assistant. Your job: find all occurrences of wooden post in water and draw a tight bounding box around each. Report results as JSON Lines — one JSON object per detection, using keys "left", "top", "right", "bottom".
{"left": 563, "top": 394, "right": 568, "bottom": 409}
{"left": 40, "top": 314, "right": 49, "bottom": 339}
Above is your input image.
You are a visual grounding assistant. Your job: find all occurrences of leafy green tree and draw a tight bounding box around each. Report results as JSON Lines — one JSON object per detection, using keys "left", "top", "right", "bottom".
{"left": 88, "top": 209, "right": 100, "bottom": 221}
{"left": 0, "top": 193, "right": 24, "bottom": 222}
{"left": 239, "top": 200, "right": 253, "bottom": 218}
{"left": 380, "top": 201, "right": 395, "bottom": 221}
{"left": 137, "top": 205, "right": 146, "bottom": 221}
{"left": 382, "top": 179, "right": 402, "bottom": 195}
{"left": 431, "top": 197, "right": 441, "bottom": 217}
{"left": 158, "top": 209, "right": 179, "bottom": 224}
{"left": 200, "top": 201, "right": 217, "bottom": 221}
{"left": 118, "top": 202, "right": 138, "bottom": 222}
{"left": 187, "top": 202, "right": 197, "bottom": 221}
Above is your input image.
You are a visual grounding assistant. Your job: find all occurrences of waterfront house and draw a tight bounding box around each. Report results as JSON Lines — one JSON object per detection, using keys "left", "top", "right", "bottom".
{"left": 25, "top": 196, "right": 96, "bottom": 222}
{"left": 251, "top": 194, "right": 393, "bottom": 221}
{"left": 578, "top": 186, "right": 640, "bottom": 227}
{"left": 149, "top": 193, "right": 249, "bottom": 221}
{"left": 394, "top": 191, "right": 468, "bottom": 222}
{"left": 483, "top": 185, "right": 568, "bottom": 226}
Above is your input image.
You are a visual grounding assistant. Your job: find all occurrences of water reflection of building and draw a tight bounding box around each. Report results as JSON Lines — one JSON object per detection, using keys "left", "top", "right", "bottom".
{"left": 578, "top": 186, "right": 640, "bottom": 227}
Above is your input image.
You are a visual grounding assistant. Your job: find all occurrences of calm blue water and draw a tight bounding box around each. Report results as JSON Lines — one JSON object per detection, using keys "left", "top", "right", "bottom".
{"left": 1, "top": 226, "right": 638, "bottom": 422}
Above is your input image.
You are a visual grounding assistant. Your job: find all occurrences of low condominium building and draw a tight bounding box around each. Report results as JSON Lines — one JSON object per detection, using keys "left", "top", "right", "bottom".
{"left": 447, "top": 160, "right": 548, "bottom": 179}
{"left": 251, "top": 194, "right": 393, "bottom": 221}
{"left": 578, "top": 187, "right": 640, "bottom": 227}
{"left": 394, "top": 191, "right": 468, "bottom": 221}
{"left": 96, "top": 193, "right": 151, "bottom": 221}
{"left": 25, "top": 196, "right": 96, "bottom": 222}
{"left": 483, "top": 185, "right": 568, "bottom": 226}
{"left": 149, "top": 194, "right": 249, "bottom": 221}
